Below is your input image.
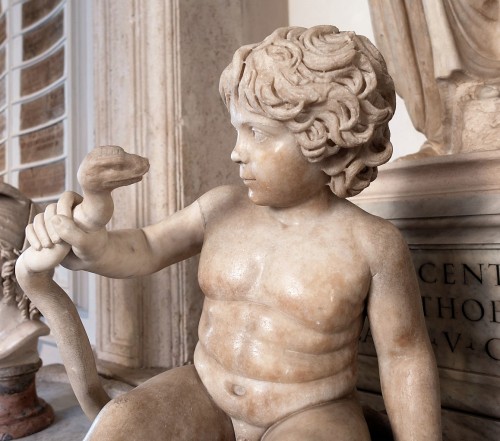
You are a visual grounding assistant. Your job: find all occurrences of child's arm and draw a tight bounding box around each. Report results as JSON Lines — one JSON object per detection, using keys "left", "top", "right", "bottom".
{"left": 27, "top": 191, "right": 205, "bottom": 279}
{"left": 364, "top": 221, "right": 442, "bottom": 441}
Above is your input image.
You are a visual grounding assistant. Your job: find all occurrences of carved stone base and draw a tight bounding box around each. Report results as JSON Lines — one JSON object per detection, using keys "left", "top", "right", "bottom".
{"left": 0, "top": 360, "right": 54, "bottom": 440}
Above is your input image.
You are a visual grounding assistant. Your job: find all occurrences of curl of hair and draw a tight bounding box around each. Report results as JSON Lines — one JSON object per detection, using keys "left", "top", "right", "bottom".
{"left": 220, "top": 25, "right": 396, "bottom": 197}
{"left": 1, "top": 239, "right": 39, "bottom": 320}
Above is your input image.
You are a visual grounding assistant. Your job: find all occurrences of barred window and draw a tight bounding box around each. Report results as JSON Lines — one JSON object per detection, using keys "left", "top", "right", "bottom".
{"left": 0, "top": 0, "right": 93, "bottom": 362}
{"left": 0, "top": 0, "right": 69, "bottom": 200}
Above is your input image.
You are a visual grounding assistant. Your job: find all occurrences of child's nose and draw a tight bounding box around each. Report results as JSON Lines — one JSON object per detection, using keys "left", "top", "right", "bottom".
{"left": 231, "top": 139, "right": 247, "bottom": 164}
{"left": 230, "top": 148, "right": 241, "bottom": 164}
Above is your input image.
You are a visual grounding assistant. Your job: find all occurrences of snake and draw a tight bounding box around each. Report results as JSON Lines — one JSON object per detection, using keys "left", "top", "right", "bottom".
{"left": 15, "top": 146, "right": 150, "bottom": 421}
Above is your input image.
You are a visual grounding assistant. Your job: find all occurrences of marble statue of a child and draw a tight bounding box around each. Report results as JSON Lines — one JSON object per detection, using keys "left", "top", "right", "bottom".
{"left": 25, "top": 26, "right": 441, "bottom": 440}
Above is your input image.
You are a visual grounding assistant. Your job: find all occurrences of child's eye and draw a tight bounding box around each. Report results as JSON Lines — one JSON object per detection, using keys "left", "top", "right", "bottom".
{"left": 251, "top": 128, "right": 268, "bottom": 142}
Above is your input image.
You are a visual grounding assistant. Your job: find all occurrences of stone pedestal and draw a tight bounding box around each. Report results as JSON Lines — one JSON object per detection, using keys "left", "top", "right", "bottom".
{"left": 0, "top": 360, "right": 54, "bottom": 440}
{"left": 353, "top": 150, "right": 500, "bottom": 440}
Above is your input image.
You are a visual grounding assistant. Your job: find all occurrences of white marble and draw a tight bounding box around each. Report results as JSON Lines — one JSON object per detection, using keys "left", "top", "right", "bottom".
{"left": 17, "top": 25, "right": 441, "bottom": 441}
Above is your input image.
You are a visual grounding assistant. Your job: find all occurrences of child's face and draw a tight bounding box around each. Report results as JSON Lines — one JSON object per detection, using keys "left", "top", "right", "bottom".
{"left": 230, "top": 100, "right": 328, "bottom": 208}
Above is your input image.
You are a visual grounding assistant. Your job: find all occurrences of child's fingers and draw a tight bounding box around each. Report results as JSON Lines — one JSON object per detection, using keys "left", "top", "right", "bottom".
{"left": 32, "top": 212, "right": 54, "bottom": 249}
{"left": 44, "top": 204, "right": 62, "bottom": 244}
{"left": 25, "top": 224, "right": 42, "bottom": 251}
{"left": 51, "top": 215, "right": 92, "bottom": 254}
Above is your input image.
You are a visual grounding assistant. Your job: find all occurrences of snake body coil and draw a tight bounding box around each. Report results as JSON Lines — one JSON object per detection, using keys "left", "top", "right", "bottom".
{"left": 15, "top": 146, "right": 150, "bottom": 421}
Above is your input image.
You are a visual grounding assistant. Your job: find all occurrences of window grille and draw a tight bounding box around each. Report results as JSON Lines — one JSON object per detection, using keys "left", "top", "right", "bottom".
{"left": 0, "top": 0, "right": 94, "bottom": 363}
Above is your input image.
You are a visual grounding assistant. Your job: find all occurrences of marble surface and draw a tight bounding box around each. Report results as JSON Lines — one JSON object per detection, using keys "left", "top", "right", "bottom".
{"left": 19, "top": 25, "right": 441, "bottom": 441}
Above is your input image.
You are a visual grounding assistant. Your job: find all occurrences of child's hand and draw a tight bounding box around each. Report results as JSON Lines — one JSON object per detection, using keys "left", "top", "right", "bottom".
{"left": 25, "top": 191, "right": 81, "bottom": 251}
{"left": 25, "top": 191, "right": 108, "bottom": 270}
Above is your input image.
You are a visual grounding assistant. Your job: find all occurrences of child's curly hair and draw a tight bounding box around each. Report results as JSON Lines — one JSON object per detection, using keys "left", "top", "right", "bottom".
{"left": 220, "top": 25, "right": 396, "bottom": 197}
{"left": 0, "top": 183, "right": 40, "bottom": 320}
{"left": 1, "top": 239, "right": 39, "bottom": 320}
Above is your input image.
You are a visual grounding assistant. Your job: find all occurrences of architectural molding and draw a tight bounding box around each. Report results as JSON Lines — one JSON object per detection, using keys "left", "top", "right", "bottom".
{"left": 92, "top": 0, "right": 288, "bottom": 370}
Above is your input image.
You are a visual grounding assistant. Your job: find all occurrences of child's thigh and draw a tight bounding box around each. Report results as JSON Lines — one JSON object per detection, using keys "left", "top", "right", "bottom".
{"left": 84, "top": 364, "right": 235, "bottom": 441}
{"left": 262, "top": 396, "right": 370, "bottom": 441}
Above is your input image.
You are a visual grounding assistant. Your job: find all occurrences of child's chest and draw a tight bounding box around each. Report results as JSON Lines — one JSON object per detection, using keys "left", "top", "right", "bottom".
{"left": 198, "top": 218, "right": 371, "bottom": 331}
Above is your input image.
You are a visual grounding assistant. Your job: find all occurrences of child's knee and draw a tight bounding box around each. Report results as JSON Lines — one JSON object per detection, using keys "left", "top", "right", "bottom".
{"left": 84, "top": 396, "right": 146, "bottom": 440}
{"left": 85, "top": 366, "right": 235, "bottom": 441}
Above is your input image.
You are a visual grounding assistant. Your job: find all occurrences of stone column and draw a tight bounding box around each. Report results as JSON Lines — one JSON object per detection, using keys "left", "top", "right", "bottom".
{"left": 92, "top": 0, "right": 287, "bottom": 372}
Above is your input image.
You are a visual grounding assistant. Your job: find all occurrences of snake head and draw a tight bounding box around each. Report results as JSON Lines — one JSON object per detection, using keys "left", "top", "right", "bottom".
{"left": 77, "top": 146, "right": 150, "bottom": 193}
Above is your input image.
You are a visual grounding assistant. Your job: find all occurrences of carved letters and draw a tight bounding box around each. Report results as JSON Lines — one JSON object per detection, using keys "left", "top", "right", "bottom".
{"left": 414, "top": 251, "right": 500, "bottom": 369}
{"left": 360, "top": 248, "right": 500, "bottom": 375}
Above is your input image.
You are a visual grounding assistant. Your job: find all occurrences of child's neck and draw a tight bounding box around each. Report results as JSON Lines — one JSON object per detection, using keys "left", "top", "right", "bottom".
{"left": 265, "top": 187, "right": 335, "bottom": 226}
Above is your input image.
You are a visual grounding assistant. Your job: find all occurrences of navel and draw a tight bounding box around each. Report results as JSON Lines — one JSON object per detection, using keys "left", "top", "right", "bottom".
{"left": 231, "top": 383, "right": 247, "bottom": 396}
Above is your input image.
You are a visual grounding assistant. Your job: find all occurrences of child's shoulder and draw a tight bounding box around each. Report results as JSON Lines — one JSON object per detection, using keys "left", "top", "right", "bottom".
{"left": 346, "top": 201, "right": 397, "bottom": 234}
{"left": 197, "top": 185, "right": 249, "bottom": 224}
{"left": 341, "top": 200, "right": 410, "bottom": 272}
{"left": 340, "top": 199, "right": 406, "bottom": 251}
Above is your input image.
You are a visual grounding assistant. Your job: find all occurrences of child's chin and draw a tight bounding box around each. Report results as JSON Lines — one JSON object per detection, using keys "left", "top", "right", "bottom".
{"left": 247, "top": 190, "right": 283, "bottom": 208}
{"left": 247, "top": 189, "right": 267, "bottom": 206}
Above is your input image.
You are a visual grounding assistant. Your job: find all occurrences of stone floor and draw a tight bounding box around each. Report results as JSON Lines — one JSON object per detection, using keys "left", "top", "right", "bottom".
{"left": 17, "top": 364, "right": 132, "bottom": 441}
{"left": 17, "top": 380, "right": 90, "bottom": 441}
